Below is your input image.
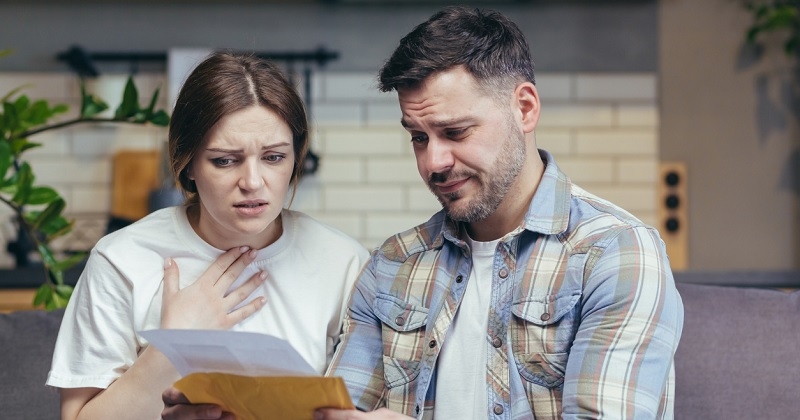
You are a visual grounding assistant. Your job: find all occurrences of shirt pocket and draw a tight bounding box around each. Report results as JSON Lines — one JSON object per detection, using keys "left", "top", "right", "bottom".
{"left": 510, "top": 291, "right": 580, "bottom": 388}
{"left": 374, "top": 293, "right": 429, "bottom": 388}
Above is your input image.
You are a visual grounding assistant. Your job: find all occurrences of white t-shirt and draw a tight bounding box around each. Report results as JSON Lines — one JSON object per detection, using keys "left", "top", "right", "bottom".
{"left": 47, "top": 206, "right": 369, "bottom": 389}
{"left": 433, "top": 236, "right": 498, "bottom": 418}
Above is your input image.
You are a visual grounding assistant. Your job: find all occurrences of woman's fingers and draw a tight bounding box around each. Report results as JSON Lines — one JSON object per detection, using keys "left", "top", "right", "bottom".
{"left": 162, "top": 258, "right": 180, "bottom": 297}
{"left": 212, "top": 248, "right": 257, "bottom": 290}
{"left": 223, "top": 271, "right": 267, "bottom": 308}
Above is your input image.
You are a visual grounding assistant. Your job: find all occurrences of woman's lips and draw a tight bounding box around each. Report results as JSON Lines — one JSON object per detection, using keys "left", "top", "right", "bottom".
{"left": 234, "top": 201, "right": 268, "bottom": 216}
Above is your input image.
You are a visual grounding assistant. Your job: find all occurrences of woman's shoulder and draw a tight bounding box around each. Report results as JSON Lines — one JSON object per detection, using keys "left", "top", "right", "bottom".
{"left": 93, "top": 206, "right": 184, "bottom": 253}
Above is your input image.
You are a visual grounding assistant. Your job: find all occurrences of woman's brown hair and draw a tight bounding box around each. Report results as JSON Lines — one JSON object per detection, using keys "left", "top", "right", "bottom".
{"left": 168, "top": 51, "right": 309, "bottom": 206}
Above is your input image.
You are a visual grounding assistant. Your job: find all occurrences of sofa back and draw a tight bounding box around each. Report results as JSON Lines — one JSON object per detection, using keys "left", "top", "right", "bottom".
{"left": 674, "top": 282, "right": 800, "bottom": 419}
{"left": 0, "top": 308, "right": 64, "bottom": 419}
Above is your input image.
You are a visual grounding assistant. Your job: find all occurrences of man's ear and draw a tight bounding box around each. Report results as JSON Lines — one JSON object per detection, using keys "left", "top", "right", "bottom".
{"left": 514, "top": 82, "right": 540, "bottom": 133}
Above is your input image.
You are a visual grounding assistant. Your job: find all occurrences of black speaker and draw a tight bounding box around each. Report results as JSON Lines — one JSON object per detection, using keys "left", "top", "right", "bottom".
{"left": 658, "top": 162, "right": 688, "bottom": 270}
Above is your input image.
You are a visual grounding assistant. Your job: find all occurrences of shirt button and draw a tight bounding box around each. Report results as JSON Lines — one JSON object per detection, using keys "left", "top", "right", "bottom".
{"left": 492, "top": 337, "right": 502, "bottom": 348}
{"left": 428, "top": 339, "right": 436, "bottom": 348}
{"left": 493, "top": 404, "right": 504, "bottom": 415}
{"left": 395, "top": 316, "right": 405, "bottom": 326}
{"left": 498, "top": 268, "right": 509, "bottom": 278}
{"left": 540, "top": 312, "right": 551, "bottom": 321}
{"left": 456, "top": 274, "right": 463, "bottom": 283}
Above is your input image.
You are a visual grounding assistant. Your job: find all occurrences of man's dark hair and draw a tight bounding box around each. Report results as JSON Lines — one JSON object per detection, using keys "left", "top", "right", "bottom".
{"left": 378, "top": 6, "right": 535, "bottom": 96}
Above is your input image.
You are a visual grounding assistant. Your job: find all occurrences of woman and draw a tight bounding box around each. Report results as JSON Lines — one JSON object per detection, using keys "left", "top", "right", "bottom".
{"left": 46, "top": 51, "right": 369, "bottom": 420}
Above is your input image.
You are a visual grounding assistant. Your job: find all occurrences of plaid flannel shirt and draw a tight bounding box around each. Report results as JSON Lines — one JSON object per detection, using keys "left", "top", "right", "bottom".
{"left": 328, "top": 150, "right": 684, "bottom": 419}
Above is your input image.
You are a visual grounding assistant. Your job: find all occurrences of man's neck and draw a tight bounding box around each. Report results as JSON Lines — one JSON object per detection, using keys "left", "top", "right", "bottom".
{"left": 465, "top": 152, "right": 545, "bottom": 242}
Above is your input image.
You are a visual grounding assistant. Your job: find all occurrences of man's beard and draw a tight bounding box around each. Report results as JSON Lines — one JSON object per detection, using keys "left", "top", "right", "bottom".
{"left": 427, "top": 119, "right": 526, "bottom": 223}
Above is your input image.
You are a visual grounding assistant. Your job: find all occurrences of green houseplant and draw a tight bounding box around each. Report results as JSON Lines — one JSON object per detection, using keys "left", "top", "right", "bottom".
{"left": 0, "top": 49, "right": 169, "bottom": 309}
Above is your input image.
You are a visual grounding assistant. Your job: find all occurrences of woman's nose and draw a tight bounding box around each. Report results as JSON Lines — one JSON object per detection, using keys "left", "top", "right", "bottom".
{"left": 238, "top": 160, "right": 264, "bottom": 190}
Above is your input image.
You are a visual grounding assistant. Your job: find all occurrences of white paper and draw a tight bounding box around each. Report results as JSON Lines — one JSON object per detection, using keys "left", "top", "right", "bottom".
{"left": 140, "top": 329, "right": 316, "bottom": 377}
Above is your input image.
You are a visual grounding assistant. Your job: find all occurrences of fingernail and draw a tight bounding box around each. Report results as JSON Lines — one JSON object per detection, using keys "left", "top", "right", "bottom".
{"left": 249, "top": 249, "right": 258, "bottom": 259}
{"left": 164, "top": 258, "right": 172, "bottom": 268}
{"left": 259, "top": 271, "right": 268, "bottom": 280}
{"left": 239, "top": 246, "right": 250, "bottom": 253}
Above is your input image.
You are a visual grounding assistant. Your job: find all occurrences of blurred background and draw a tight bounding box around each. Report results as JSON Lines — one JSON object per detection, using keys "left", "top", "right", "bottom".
{"left": 0, "top": 0, "right": 797, "bottom": 274}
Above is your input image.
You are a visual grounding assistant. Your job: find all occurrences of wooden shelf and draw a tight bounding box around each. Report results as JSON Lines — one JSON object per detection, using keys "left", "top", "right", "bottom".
{"left": 0, "top": 289, "right": 37, "bottom": 313}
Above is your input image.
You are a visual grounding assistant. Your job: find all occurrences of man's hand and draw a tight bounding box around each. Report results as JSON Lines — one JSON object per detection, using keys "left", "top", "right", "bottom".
{"left": 162, "top": 387, "right": 233, "bottom": 420}
{"left": 160, "top": 246, "right": 267, "bottom": 330}
{"left": 314, "top": 408, "right": 414, "bottom": 420}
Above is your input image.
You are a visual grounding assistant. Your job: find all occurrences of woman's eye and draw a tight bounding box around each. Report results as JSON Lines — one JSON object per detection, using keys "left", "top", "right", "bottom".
{"left": 264, "top": 154, "right": 285, "bottom": 162}
{"left": 211, "top": 157, "right": 235, "bottom": 167}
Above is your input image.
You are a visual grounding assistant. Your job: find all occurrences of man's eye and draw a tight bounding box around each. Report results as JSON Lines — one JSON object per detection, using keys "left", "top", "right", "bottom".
{"left": 410, "top": 134, "right": 428, "bottom": 144}
{"left": 446, "top": 129, "right": 468, "bottom": 139}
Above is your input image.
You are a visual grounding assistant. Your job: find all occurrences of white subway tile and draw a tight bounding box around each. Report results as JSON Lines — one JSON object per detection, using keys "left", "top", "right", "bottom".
{"left": 581, "top": 186, "right": 656, "bottom": 213}
{"left": 321, "top": 72, "right": 388, "bottom": 101}
{"left": 289, "top": 178, "right": 322, "bottom": 212}
{"left": 365, "top": 101, "right": 402, "bottom": 126}
{"left": 33, "top": 158, "right": 112, "bottom": 185}
{"left": 317, "top": 157, "right": 364, "bottom": 184}
{"left": 535, "top": 129, "right": 573, "bottom": 156}
{"left": 324, "top": 186, "right": 404, "bottom": 211}
{"left": 322, "top": 127, "right": 406, "bottom": 156}
{"left": 23, "top": 130, "right": 72, "bottom": 157}
{"left": 366, "top": 157, "right": 419, "bottom": 183}
{"left": 408, "top": 186, "right": 442, "bottom": 212}
{"left": 539, "top": 104, "right": 614, "bottom": 128}
{"left": 366, "top": 213, "right": 432, "bottom": 240}
{"left": 304, "top": 212, "right": 363, "bottom": 240}
{"left": 311, "top": 103, "right": 363, "bottom": 126}
{"left": 575, "top": 129, "right": 658, "bottom": 155}
{"left": 69, "top": 186, "right": 112, "bottom": 213}
{"left": 556, "top": 158, "right": 614, "bottom": 184}
{"left": 617, "top": 158, "right": 658, "bottom": 184}
{"left": 575, "top": 73, "right": 656, "bottom": 101}
{"left": 0, "top": 73, "right": 71, "bottom": 100}
{"left": 535, "top": 74, "right": 572, "bottom": 101}
{"left": 617, "top": 104, "right": 659, "bottom": 127}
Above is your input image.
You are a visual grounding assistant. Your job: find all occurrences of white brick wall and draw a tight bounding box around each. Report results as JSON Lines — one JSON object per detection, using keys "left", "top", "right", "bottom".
{"left": 0, "top": 70, "right": 660, "bottom": 265}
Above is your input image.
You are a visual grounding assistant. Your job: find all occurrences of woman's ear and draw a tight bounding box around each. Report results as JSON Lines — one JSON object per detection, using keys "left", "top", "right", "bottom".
{"left": 514, "top": 82, "right": 540, "bottom": 133}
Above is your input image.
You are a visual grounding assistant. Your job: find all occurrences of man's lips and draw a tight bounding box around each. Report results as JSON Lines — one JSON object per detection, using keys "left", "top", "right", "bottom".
{"left": 434, "top": 178, "right": 468, "bottom": 194}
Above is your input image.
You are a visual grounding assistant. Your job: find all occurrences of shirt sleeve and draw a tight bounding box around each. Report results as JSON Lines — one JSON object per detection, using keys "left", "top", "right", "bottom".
{"left": 46, "top": 247, "right": 138, "bottom": 389}
{"left": 326, "top": 250, "right": 387, "bottom": 410}
{"left": 561, "top": 226, "right": 684, "bottom": 418}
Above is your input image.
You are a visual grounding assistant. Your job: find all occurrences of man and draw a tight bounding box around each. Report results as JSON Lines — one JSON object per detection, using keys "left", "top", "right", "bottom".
{"left": 165, "top": 6, "right": 683, "bottom": 419}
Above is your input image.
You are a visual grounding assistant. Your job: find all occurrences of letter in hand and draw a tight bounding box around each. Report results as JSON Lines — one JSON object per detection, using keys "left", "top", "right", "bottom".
{"left": 162, "top": 386, "right": 233, "bottom": 420}
{"left": 160, "top": 246, "right": 268, "bottom": 330}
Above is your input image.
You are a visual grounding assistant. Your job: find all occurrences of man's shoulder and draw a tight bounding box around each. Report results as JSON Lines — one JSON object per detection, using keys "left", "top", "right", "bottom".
{"left": 374, "top": 210, "right": 448, "bottom": 263}
{"left": 563, "top": 183, "right": 660, "bottom": 251}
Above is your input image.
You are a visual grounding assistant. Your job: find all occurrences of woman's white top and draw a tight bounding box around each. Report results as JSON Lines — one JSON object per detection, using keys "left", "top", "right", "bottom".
{"left": 47, "top": 206, "right": 369, "bottom": 389}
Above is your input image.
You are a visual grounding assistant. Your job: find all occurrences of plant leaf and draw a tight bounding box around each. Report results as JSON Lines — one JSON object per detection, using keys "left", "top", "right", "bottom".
{"left": 0, "top": 140, "right": 11, "bottom": 180}
{"left": 54, "top": 252, "right": 87, "bottom": 272}
{"left": 33, "top": 197, "right": 65, "bottom": 230}
{"left": 114, "top": 76, "right": 139, "bottom": 120}
{"left": 11, "top": 161, "right": 33, "bottom": 205}
{"left": 26, "top": 186, "right": 59, "bottom": 205}
{"left": 33, "top": 283, "right": 52, "bottom": 307}
{"left": 149, "top": 110, "right": 170, "bottom": 126}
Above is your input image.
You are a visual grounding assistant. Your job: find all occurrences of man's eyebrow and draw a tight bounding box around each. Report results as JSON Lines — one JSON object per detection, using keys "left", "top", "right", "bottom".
{"left": 400, "top": 117, "right": 473, "bottom": 129}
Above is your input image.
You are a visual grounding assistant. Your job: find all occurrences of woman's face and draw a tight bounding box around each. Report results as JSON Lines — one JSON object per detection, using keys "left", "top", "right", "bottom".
{"left": 188, "top": 105, "right": 295, "bottom": 250}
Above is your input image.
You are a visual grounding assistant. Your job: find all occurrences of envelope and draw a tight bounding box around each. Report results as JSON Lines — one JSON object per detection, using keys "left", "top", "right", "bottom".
{"left": 175, "top": 372, "right": 354, "bottom": 420}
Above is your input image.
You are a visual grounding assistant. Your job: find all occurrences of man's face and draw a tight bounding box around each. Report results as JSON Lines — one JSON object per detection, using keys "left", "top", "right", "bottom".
{"left": 398, "top": 67, "right": 526, "bottom": 223}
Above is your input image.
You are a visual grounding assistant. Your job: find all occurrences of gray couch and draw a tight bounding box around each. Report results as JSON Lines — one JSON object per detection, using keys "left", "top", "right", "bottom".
{"left": 2, "top": 274, "right": 799, "bottom": 419}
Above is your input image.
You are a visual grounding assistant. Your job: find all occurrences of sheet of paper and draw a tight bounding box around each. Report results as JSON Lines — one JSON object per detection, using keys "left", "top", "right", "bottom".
{"left": 140, "top": 329, "right": 316, "bottom": 377}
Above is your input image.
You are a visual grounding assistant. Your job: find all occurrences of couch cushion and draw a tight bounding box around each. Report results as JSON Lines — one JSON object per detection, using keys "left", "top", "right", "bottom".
{"left": 675, "top": 283, "right": 800, "bottom": 419}
{"left": 0, "top": 308, "right": 64, "bottom": 419}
